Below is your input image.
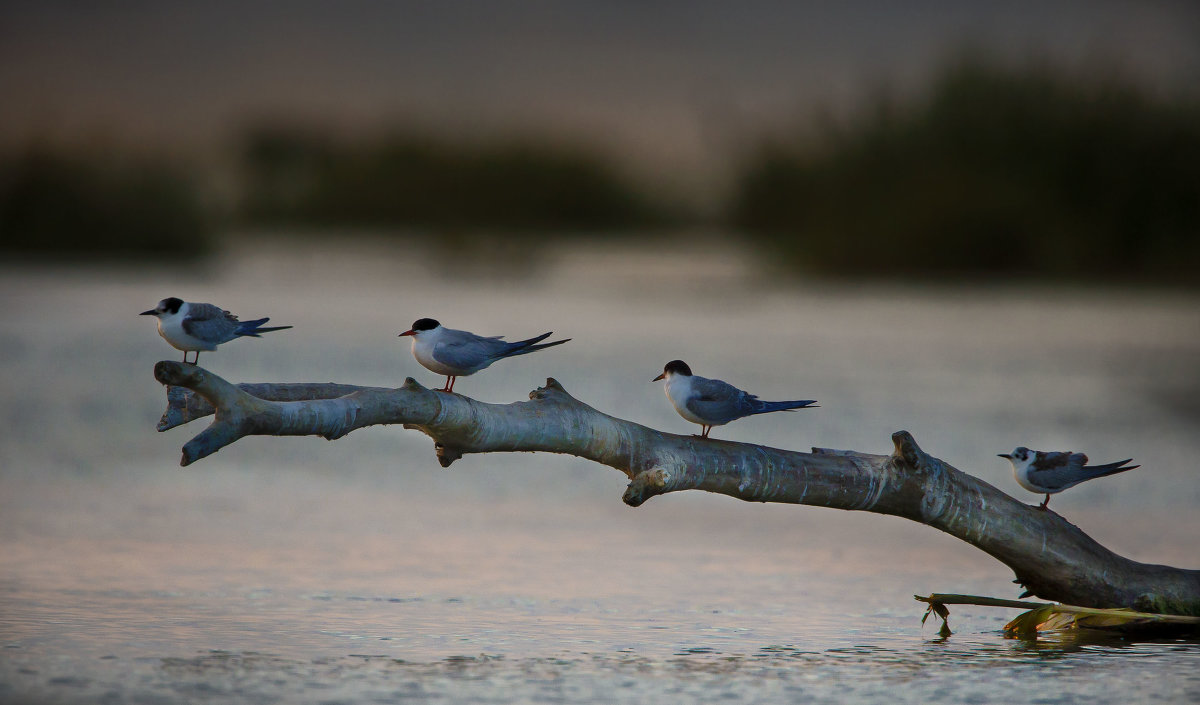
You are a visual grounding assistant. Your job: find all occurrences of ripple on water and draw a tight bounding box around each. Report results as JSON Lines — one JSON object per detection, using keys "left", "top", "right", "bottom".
{"left": 0, "top": 635, "right": 1197, "bottom": 704}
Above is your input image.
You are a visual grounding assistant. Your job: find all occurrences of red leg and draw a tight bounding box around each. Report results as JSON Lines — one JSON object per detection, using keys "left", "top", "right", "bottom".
{"left": 1039, "top": 494, "right": 1050, "bottom": 510}
{"left": 448, "top": 376, "right": 456, "bottom": 392}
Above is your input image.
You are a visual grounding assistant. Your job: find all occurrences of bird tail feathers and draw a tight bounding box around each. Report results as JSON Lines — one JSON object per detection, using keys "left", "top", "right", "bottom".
{"left": 1085, "top": 459, "right": 1139, "bottom": 477}
{"left": 752, "top": 399, "right": 819, "bottom": 414}
{"left": 501, "top": 333, "right": 570, "bottom": 357}
{"left": 235, "top": 318, "right": 294, "bottom": 337}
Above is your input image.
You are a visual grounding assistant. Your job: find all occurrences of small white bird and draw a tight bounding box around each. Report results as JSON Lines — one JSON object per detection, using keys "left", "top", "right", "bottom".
{"left": 998, "top": 446, "right": 1139, "bottom": 509}
{"left": 652, "top": 360, "right": 818, "bottom": 439}
{"left": 140, "top": 297, "right": 292, "bottom": 365}
{"left": 399, "top": 318, "right": 570, "bottom": 392}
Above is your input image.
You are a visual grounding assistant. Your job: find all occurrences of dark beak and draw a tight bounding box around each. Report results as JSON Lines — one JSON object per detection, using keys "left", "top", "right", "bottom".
{"left": 997, "top": 454, "right": 1011, "bottom": 459}
{"left": 398, "top": 329, "right": 416, "bottom": 337}
{"left": 652, "top": 372, "right": 665, "bottom": 382}
{"left": 140, "top": 309, "right": 156, "bottom": 316}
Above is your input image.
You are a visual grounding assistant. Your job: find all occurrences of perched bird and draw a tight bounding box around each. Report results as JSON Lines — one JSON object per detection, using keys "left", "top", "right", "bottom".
{"left": 998, "top": 447, "right": 1139, "bottom": 509}
{"left": 140, "top": 297, "right": 292, "bottom": 365}
{"left": 399, "top": 318, "right": 570, "bottom": 392}
{"left": 652, "top": 360, "right": 818, "bottom": 439}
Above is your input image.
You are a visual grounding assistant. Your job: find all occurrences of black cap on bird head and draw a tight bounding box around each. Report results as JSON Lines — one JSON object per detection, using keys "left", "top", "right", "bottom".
{"left": 399, "top": 317, "right": 440, "bottom": 337}
{"left": 998, "top": 447, "right": 1031, "bottom": 461}
{"left": 141, "top": 296, "right": 183, "bottom": 316}
{"left": 652, "top": 359, "right": 692, "bottom": 381}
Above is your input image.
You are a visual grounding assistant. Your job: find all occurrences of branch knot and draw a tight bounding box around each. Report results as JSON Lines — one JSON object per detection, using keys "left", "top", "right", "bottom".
{"left": 529, "top": 377, "right": 570, "bottom": 400}
{"left": 400, "top": 377, "right": 426, "bottom": 391}
{"left": 623, "top": 468, "right": 672, "bottom": 507}
{"left": 891, "top": 430, "right": 929, "bottom": 470}
{"left": 435, "top": 442, "right": 464, "bottom": 468}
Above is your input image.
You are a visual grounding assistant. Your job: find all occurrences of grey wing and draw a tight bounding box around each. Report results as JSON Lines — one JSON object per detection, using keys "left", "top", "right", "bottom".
{"left": 1026, "top": 451, "right": 1089, "bottom": 490}
{"left": 685, "top": 376, "right": 753, "bottom": 424}
{"left": 181, "top": 303, "right": 240, "bottom": 343}
{"left": 431, "top": 328, "right": 509, "bottom": 370}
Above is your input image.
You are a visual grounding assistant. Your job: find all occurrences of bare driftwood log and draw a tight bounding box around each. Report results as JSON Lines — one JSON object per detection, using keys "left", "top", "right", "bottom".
{"left": 153, "top": 361, "right": 1200, "bottom": 617}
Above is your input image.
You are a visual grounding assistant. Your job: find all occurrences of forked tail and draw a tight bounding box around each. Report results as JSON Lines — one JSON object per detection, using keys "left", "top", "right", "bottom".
{"left": 502, "top": 332, "right": 571, "bottom": 358}
{"left": 1084, "top": 459, "right": 1140, "bottom": 479}
{"left": 751, "top": 399, "right": 819, "bottom": 414}
{"left": 236, "top": 317, "right": 294, "bottom": 338}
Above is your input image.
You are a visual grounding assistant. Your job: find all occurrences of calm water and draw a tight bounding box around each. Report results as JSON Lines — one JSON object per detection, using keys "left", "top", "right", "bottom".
{"left": 1, "top": 238, "right": 1198, "bottom": 703}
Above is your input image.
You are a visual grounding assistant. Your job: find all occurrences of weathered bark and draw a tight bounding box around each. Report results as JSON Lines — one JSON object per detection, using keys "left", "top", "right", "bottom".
{"left": 153, "top": 361, "right": 1200, "bottom": 616}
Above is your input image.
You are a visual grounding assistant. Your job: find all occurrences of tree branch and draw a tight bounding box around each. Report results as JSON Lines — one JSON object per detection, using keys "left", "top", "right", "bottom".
{"left": 154, "top": 361, "right": 1200, "bottom": 616}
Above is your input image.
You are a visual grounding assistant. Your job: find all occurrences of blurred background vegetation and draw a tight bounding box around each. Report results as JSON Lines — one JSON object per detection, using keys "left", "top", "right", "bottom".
{"left": 732, "top": 60, "right": 1200, "bottom": 282}
{"left": 238, "top": 128, "right": 673, "bottom": 234}
{"left": 0, "top": 147, "right": 213, "bottom": 258}
{"left": 1, "top": 2, "right": 1198, "bottom": 283}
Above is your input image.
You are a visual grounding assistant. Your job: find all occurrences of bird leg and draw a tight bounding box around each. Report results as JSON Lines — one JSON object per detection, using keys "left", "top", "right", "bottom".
{"left": 440, "top": 376, "right": 457, "bottom": 393}
{"left": 1039, "top": 494, "right": 1051, "bottom": 510}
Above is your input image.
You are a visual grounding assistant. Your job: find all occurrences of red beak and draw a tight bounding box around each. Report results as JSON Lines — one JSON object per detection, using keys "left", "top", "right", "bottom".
{"left": 399, "top": 329, "right": 416, "bottom": 337}
{"left": 652, "top": 372, "right": 665, "bottom": 382}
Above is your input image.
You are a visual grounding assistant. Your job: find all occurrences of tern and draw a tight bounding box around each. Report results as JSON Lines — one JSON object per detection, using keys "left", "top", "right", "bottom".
{"left": 652, "top": 360, "right": 818, "bottom": 438}
{"left": 998, "top": 447, "right": 1139, "bottom": 509}
{"left": 399, "top": 318, "right": 570, "bottom": 392}
{"left": 140, "top": 297, "right": 292, "bottom": 365}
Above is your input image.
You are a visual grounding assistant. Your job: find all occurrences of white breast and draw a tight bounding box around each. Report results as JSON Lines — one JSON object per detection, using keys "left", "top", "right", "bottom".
{"left": 1014, "top": 464, "right": 1049, "bottom": 493}
{"left": 665, "top": 375, "right": 708, "bottom": 425}
{"left": 156, "top": 309, "right": 215, "bottom": 352}
{"left": 410, "top": 334, "right": 465, "bottom": 376}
